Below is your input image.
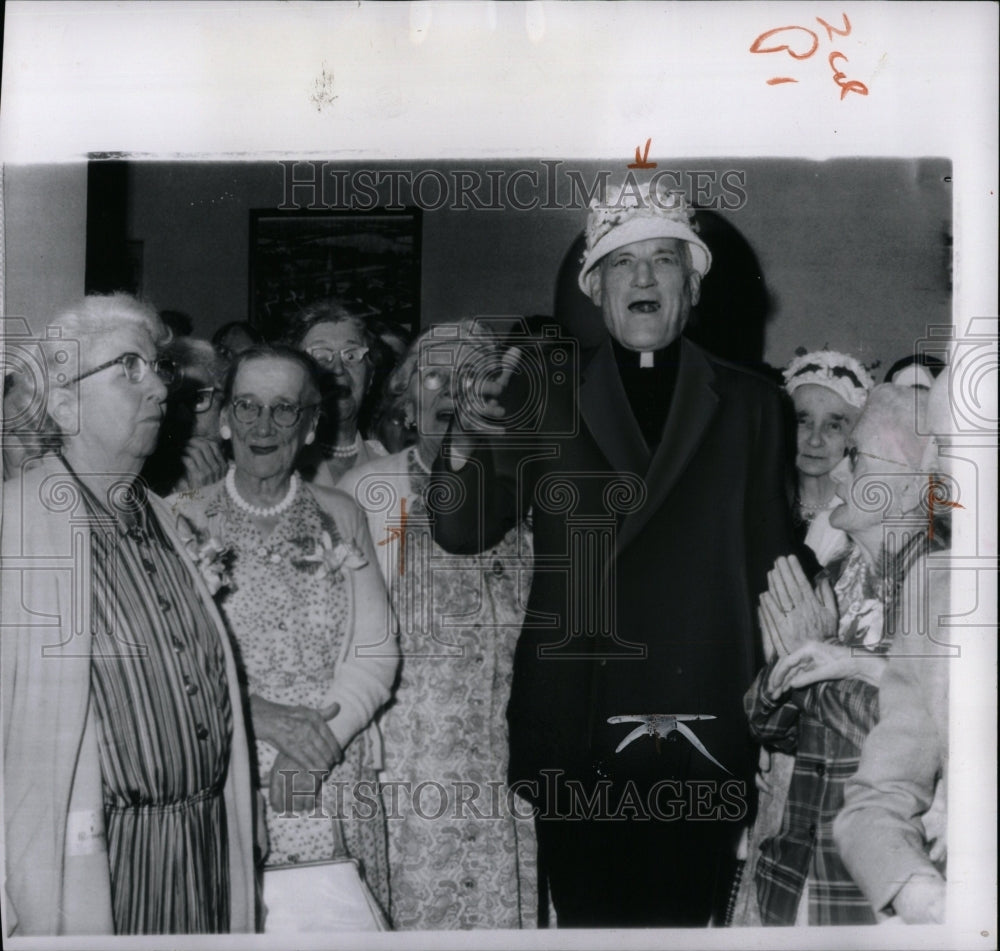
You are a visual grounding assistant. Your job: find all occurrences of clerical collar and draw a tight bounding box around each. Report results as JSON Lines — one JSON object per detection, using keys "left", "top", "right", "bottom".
{"left": 611, "top": 337, "right": 682, "bottom": 370}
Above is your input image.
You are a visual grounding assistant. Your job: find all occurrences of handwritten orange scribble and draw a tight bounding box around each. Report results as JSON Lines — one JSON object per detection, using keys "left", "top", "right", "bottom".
{"left": 628, "top": 138, "right": 657, "bottom": 170}
{"left": 377, "top": 496, "right": 409, "bottom": 575}
{"left": 829, "top": 51, "right": 869, "bottom": 98}
{"left": 749, "top": 25, "right": 819, "bottom": 60}
{"left": 766, "top": 77, "right": 799, "bottom": 85}
{"left": 927, "top": 475, "right": 964, "bottom": 542}
{"left": 816, "top": 13, "right": 852, "bottom": 42}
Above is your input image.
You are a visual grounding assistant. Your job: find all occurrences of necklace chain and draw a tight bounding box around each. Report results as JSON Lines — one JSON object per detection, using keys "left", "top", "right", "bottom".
{"left": 225, "top": 466, "right": 299, "bottom": 518}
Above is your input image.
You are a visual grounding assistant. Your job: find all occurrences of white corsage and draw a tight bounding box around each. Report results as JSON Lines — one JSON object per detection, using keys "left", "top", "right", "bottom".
{"left": 176, "top": 513, "right": 233, "bottom": 596}
{"left": 295, "top": 530, "right": 368, "bottom": 578}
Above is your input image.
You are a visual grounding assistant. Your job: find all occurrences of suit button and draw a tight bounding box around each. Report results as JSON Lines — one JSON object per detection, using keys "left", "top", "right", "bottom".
{"left": 491, "top": 559, "right": 504, "bottom": 576}
{"left": 808, "top": 824, "right": 817, "bottom": 838}
{"left": 814, "top": 763, "right": 826, "bottom": 776}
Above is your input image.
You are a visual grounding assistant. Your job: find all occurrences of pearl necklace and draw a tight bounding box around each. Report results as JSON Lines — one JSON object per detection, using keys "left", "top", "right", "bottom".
{"left": 330, "top": 434, "right": 363, "bottom": 459}
{"left": 225, "top": 466, "right": 299, "bottom": 518}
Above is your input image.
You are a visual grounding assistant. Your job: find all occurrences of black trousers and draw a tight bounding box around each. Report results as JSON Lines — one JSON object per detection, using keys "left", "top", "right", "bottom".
{"left": 535, "top": 812, "right": 739, "bottom": 928}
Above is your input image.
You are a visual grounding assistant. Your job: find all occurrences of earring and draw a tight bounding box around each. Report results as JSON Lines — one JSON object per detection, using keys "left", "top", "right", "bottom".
{"left": 305, "top": 431, "right": 316, "bottom": 445}
{"left": 220, "top": 425, "right": 232, "bottom": 441}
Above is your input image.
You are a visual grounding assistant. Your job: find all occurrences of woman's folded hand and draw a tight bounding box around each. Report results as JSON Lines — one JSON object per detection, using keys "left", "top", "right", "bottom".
{"left": 768, "top": 640, "right": 887, "bottom": 696}
{"left": 250, "top": 695, "right": 343, "bottom": 773}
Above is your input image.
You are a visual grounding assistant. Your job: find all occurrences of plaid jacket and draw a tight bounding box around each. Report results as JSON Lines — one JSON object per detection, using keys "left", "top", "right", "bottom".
{"left": 744, "top": 531, "right": 945, "bottom": 926}
{"left": 745, "top": 674, "right": 880, "bottom": 925}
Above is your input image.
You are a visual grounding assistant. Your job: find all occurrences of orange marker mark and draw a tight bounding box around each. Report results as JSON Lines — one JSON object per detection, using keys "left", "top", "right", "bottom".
{"left": 628, "top": 138, "right": 657, "bottom": 170}
{"left": 816, "top": 13, "right": 852, "bottom": 42}
{"left": 749, "top": 25, "right": 819, "bottom": 60}
{"left": 927, "top": 475, "right": 964, "bottom": 542}
{"left": 377, "top": 497, "right": 409, "bottom": 575}
{"left": 752, "top": 14, "right": 869, "bottom": 100}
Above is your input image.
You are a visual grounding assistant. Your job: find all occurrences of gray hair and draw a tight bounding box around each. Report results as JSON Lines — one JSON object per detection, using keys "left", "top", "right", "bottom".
{"left": 41, "top": 293, "right": 167, "bottom": 386}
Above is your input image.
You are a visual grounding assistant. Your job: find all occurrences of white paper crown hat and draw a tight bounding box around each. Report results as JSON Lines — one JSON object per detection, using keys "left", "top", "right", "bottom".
{"left": 578, "top": 183, "right": 712, "bottom": 298}
{"left": 783, "top": 349, "right": 875, "bottom": 410}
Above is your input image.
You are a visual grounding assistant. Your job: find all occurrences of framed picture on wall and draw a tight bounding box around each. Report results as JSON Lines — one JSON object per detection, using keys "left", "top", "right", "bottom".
{"left": 249, "top": 208, "right": 421, "bottom": 341}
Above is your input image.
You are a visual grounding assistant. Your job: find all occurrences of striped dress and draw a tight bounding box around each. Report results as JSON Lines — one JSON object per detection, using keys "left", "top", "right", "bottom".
{"left": 83, "top": 486, "right": 234, "bottom": 934}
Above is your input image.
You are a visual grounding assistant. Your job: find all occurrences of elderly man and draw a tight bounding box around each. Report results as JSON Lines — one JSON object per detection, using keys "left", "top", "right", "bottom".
{"left": 428, "top": 183, "right": 795, "bottom": 927}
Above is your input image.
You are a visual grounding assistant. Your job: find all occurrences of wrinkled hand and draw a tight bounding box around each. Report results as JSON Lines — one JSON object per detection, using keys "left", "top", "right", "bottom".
{"left": 759, "top": 555, "right": 838, "bottom": 660}
{"left": 892, "top": 873, "right": 945, "bottom": 924}
{"left": 268, "top": 751, "right": 325, "bottom": 815}
{"left": 767, "top": 640, "right": 886, "bottom": 697}
{"left": 250, "top": 696, "right": 342, "bottom": 774}
{"left": 175, "top": 436, "right": 228, "bottom": 492}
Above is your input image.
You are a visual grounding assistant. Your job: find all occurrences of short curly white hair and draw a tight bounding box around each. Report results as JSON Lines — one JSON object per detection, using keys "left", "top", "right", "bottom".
{"left": 41, "top": 293, "right": 167, "bottom": 387}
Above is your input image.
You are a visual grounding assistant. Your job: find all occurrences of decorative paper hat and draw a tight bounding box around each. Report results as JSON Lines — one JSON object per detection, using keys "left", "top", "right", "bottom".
{"left": 783, "top": 349, "right": 875, "bottom": 410}
{"left": 578, "top": 182, "right": 712, "bottom": 298}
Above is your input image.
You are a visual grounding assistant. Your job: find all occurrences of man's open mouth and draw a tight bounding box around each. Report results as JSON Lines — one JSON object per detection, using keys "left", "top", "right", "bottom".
{"left": 628, "top": 300, "right": 660, "bottom": 314}
{"left": 249, "top": 445, "right": 279, "bottom": 455}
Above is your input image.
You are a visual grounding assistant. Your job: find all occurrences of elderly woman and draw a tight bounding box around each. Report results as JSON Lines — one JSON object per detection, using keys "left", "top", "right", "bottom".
{"left": 730, "top": 348, "right": 873, "bottom": 925}
{"left": 1, "top": 294, "right": 257, "bottom": 935}
{"left": 744, "top": 384, "right": 945, "bottom": 926}
{"left": 834, "top": 368, "right": 952, "bottom": 924}
{"left": 168, "top": 344, "right": 399, "bottom": 929}
{"left": 339, "top": 321, "right": 537, "bottom": 930}
{"left": 286, "top": 300, "right": 388, "bottom": 487}
{"left": 784, "top": 350, "right": 874, "bottom": 567}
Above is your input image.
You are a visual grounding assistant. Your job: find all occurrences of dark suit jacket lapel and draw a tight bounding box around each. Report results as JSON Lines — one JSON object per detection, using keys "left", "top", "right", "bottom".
{"left": 578, "top": 340, "right": 650, "bottom": 475}
{"left": 616, "top": 338, "right": 720, "bottom": 554}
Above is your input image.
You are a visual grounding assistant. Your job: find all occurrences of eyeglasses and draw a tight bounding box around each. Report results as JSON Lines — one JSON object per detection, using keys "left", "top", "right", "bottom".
{"left": 230, "top": 397, "right": 316, "bottom": 428}
{"left": 845, "top": 445, "right": 914, "bottom": 472}
{"left": 306, "top": 346, "right": 370, "bottom": 368}
{"left": 419, "top": 367, "right": 452, "bottom": 392}
{"left": 66, "top": 352, "right": 177, "bottom": 387}
{"left": 193, "top": 387, "right": 220, "bottom": 413}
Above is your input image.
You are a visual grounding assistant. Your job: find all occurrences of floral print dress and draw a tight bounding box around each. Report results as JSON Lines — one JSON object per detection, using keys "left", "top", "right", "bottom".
{"left": 344, "top": 447, "right": 538, "bottom": 929}
{"left": 173, "top": 482, "right": 391, "bottom": 916}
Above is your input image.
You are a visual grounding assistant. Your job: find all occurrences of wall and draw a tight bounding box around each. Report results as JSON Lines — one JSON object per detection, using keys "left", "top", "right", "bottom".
{"left": 2, "top": 163, "right": 89, "bottom": 332}
{"left": 126, "top": 158, "right": 951, "bottom": 375}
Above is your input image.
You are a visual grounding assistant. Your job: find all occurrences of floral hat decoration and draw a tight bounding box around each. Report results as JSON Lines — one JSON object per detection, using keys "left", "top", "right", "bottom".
{"left": 783, "top": 349, "right": 875, "bottom": 410}
{"left": 577, "top": 181, "right": 712, "bottom": 298}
